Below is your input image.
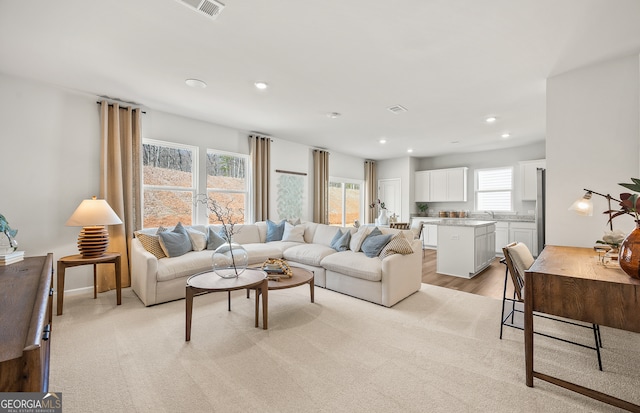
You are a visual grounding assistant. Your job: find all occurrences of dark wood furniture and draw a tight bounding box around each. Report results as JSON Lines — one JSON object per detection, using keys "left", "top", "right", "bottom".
{"left": 0, "top": 254, "right": 54, "bottom": 392}
{"left": 186, "top": 269, "right": 268, "bottom": 341}
{"left": 57, "top": 252, "right": 121, "bottom": 316}
{"left": 249, "top": 266, "right": 315, "bottom": 303}
{"left": 525, "top": 245, "right": 640, "bottom": 412}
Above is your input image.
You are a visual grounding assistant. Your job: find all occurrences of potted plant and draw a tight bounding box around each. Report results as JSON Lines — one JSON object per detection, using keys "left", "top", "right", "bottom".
{"left": 604, "top": 178, "right": 640, "bottom": 279}
{"left": 417, "top": 203, "right": 429, "bottom": 217}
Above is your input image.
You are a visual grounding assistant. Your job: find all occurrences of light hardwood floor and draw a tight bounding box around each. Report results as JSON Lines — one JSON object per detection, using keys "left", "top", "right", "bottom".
{"left": 421, "top": 249, "right": 514, "bottom": 300}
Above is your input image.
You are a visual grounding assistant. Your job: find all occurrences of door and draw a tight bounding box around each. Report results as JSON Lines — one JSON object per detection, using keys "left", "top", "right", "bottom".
{"left": 378, "top": 178, "right": 402, "bottom": 221}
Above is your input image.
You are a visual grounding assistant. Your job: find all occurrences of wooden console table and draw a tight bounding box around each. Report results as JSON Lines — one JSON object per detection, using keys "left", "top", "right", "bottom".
{"left": 57, "top": 253, "right": 121, "bottom": 315}
{"left": 525, "top": 245, "right": 640, "bottom": 412}
{"left": 0, "top": 254, "right": 54, "bottom": 392}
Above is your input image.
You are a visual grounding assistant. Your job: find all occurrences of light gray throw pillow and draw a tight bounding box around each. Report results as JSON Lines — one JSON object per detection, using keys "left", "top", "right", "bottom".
{"left": 361, "top": 233, "right": 392, "bottom": 258}
{"left": 158, "top": 222, "right": 192, "bottom": 257}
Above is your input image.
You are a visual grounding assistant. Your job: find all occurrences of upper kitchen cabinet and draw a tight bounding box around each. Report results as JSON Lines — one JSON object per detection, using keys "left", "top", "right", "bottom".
{"left": 415, "top": 170, "right": 431, "bottom": 202}
{"left": 520, "top": 159, "right": 546, "bottom": 201}
{"left": 415, "top": 167, "right": 468, "bottom": 202}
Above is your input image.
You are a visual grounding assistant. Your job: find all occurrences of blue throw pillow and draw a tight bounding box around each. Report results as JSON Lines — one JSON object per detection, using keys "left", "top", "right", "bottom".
{"left": 207, "top": 227, "right": 227, "bottom": 250}
{"left": 158, "top": 222, "right": 192, "bottom": 257}
{"left": 330, "top": 229, "right": 351, "bottom": 252}
{"left": 266, "top": 219, "right": 286, "bottom": 242}
{"left": 361, "top": 233, "right": 393, "bottom": 258}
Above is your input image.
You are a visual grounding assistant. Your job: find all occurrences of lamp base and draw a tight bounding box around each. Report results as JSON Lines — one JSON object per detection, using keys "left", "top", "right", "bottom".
{"left": 77, "top": 226, "right": 110, "bottom": 258}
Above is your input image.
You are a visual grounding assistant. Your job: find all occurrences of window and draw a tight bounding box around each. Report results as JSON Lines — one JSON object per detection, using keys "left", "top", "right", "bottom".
{"left": 206, "top": 150, "right": 249, "bottom": 224}
{"left": 329, "top": 178, "right": 363, "bottom": 226}
{"left": 476, "top": 167, "right": 513, "bottom": 211}
{"left": 142, "top": 139, "right": 198, "bottom": 228}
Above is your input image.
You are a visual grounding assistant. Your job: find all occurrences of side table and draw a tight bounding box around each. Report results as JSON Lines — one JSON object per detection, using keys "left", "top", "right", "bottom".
{"left": 57, "top": 252, "right": 121, "bottom": 315}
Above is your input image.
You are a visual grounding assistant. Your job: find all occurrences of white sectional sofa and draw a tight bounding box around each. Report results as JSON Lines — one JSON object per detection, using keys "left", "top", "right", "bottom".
{"left": 130, "top": 221, "right": 422, "bottom": 308}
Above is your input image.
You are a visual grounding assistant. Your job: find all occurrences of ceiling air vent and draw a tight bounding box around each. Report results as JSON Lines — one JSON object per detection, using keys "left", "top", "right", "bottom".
{"left": 387, "top": 104, "right": 408, "bottom": 114}
{"left": 177, "top": 0, "right": 225, "bottom": 20}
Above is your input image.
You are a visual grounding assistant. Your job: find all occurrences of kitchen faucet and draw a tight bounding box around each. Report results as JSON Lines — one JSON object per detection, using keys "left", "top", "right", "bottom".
{"left": 484, "top": 210, "right": 495, "bottom": 218}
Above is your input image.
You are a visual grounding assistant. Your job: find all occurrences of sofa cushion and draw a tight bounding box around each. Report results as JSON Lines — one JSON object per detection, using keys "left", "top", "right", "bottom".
{"left": 186, "top": 227, "right": 207, "bottom": 251}
{"left": 379, "top": 233, "right": 414, "bottom": 259}
{"left": 313, "top": 224, "right": 348, "bottom": 246}
{"left": 349, "top": 226, "right": 371, "bottom": 252}
{"left": 321, "top": 251, "right": 382, "bottom": 282}
{"left": 135, "top": 227, "right": 168, "bottom": 259}
{"left": 207, "top": 227, "right": 226, "bottom": 250}
{"left": 283, "top": 243, "right": 337, "bottom": 266}
{"left": 156, "top": 250, "right": 212, "bottom": 282}
{"left": 242, "top": 243, "right": 285, "bottom": 265}
{"left": 266, "top": 219, "right": 286, "bottom": 241}
{"left": 282, "top": 222, "right": 305, "bottom": 242}
{"left": 361, "top": 232, "right": 392, "bottom": 258}
{"left": 231, "top": 224, "right": 262, "bottom": 244}
{"left": 158, "top": 222, "right": 192, "bottom": 258}
{"left": 330, "top": 228, "right": 351, "bottom": 252}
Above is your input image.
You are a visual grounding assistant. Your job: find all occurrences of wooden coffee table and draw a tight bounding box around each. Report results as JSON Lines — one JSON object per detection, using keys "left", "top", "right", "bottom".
{"left": 248, "top": 266, "right": 314, "bottom": 303}
{"left": 185, "top": 269, "right": 268, "bottom": 341}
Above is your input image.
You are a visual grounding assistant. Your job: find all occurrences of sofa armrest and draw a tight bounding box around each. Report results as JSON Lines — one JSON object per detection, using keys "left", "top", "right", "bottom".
{"left": 130, "top": 237, "right": 159, "bottom": 306}
{"left": 380, "top": 239, "right": 422, "bottom": 307}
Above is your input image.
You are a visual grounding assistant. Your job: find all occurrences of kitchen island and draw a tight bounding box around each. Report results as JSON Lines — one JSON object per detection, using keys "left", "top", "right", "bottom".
{"left": 435, "top": 220, "right": 496, "bottom": 278}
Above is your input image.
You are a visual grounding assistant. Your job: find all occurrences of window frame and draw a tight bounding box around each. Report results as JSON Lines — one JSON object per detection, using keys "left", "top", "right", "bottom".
{"left": 141, "top": 138, "right": 199, "bottom": 228}
{"left": 328, "top": 176, "right": 364, "bottom": 227}
{"left": 205, "top": 148, "right": 251, "bottom": 225}
{"left": 474, "top": 166, "right": 514, "bottom": 212}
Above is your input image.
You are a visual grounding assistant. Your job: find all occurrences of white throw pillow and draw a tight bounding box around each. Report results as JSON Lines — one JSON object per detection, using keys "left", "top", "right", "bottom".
{"left": 186, "top": 227, "right": 207, "bottom": 251}
{"left": 349, "top": 226, "right": 371, "bottom": 252}
{"left": 282, "top": 222, "right": 305, "bottom": 243}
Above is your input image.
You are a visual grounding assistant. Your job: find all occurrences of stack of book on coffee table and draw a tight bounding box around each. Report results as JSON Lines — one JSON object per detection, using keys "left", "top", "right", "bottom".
{"left": 0, "top": 250, "right": 24, "bottom": 266}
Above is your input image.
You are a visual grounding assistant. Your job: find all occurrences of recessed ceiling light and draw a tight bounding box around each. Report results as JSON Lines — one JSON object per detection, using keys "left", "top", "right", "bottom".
{"left": 327, "top": 112, "right": 341, "bottom": 119}
{"left": 407, "top": 149, "right": 413, "bottom": 153}
{"left": 254, "top": 81, "right": 268, "bottom": 90}
{"left": 485, "top": 116, "right": 497, "bottom": 123}
{"left": 451, "top": 141, "right": 460, "bottom": 144}
{"left": 185, "top": 78, "right": 207, "bottom": 88}
{"left": 379, "top": 139, "right": 387, "bottom": 144}
{"left": 501, "top": 133, "right": 511, "bottom": 138}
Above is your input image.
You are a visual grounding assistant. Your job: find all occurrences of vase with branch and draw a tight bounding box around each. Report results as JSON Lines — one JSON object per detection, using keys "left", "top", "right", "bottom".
{"left": 602, "top": 178, "right": 640, "bottom": 279}
{"left": 197, "top": 195, "right": 248, "bottom": 279}
{"left": 369, "top": 199, "right": 388, "bottom": 225}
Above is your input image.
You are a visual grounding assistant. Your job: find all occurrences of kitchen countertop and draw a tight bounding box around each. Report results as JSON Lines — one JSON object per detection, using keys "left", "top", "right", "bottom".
{"left": 411, "top": 214, "right": 535, "bottom": 223}
{"left": 432, "top": 219, "right": 496, "bottom": 227}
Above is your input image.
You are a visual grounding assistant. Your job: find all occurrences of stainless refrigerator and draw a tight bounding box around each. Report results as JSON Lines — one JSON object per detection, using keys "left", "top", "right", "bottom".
{"left": 536, "top": 168, "right": 546, "bottom": 252}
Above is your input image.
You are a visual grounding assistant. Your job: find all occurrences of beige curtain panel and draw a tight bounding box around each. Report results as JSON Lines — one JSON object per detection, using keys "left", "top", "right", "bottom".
{"left": 97, "top": 101, "right": 142, "bottom": 292}
{"left": 249, "top": 135, "right": 271, "bottom": 222}
{"left": 364, "top": 160, "right": 377, "bottom": 224}
{"left": 313, "top": 149, "right": 329, "bottom": 224}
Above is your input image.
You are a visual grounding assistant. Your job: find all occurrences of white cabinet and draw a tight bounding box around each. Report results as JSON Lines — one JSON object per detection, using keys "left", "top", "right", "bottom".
{"left": 437, "top": 223, "right": 496, "bottom": 278}
{"left": 495, "top": 221, "right": 538, "bottom": 256}
{"left": 424, "top": 224, "right": 438, "bottom": 247}
{"left": 495, "top": 222, "right": 509, "bottom": 254}
{"left": 415, "top": 171, "right": 430, "bottom": 202}
{"left": 475, "top": 224, "right": 496, "bottom": 273}
{"left": 509, "top": 222, "right": 537, "bottom": 256}
{"left": 414, "top": 167, "right": 468, "bottom": 202}
{"left": 520, "top": 159, "right": 545, "bottom": 201}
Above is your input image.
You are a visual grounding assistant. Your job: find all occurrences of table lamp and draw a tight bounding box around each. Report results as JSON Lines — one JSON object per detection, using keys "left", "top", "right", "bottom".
{"left": 65, "top": 196, "right": 122, "bottom": 257}
{"left": 568, "top": 189, "right": 618, "bottom": 230}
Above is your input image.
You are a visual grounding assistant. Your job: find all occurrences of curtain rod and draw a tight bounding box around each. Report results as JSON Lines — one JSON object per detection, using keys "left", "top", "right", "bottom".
{"left": 96, "top": 101, "right": 146, "bottom": 114}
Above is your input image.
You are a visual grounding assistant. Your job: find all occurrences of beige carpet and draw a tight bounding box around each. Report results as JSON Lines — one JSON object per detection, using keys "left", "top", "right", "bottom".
{"left": 51, "top": 284, "right": 640, "bottom": 412}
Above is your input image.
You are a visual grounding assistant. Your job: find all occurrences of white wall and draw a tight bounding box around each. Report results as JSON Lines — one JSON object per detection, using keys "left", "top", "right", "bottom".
{"left": 0, "top": 72, "right": 366, "bottom": 292}
{"left": 546, "top": 53, "right": 640, "bottom": 247}
{"left": 377, "top": 157, "right": 412, "bottom": 221}
{"left": 0, "top": 73, "right": 100, "bottom": 290}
